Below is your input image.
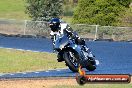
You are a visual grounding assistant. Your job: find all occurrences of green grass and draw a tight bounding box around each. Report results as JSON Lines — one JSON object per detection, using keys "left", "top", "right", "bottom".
{"left": 0, "top": 48, "right": 66, "bottom": 73}
{"left": 54, "top": 84, "right": 132, "bottom": 88}
{"left": 0, "top": 0, "right": 73, "bottom": 21}
{"left": 0, "top": 0, "right": 29, "bottom": 19}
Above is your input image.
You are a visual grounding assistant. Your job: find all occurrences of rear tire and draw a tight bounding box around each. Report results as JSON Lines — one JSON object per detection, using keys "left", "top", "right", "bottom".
{"left": 86, "top": 57, "right": 96, "bottom": 71}
{"left": 63, "top": 50, "right": 79, "bottom": 72}
{"left": 86, "top": 63, "right": 96, "bottom": 71}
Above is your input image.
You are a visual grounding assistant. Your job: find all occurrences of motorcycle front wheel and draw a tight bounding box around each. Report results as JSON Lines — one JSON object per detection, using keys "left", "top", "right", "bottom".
{"left": 63, "top": 50, "right": 79, "bottom": 72}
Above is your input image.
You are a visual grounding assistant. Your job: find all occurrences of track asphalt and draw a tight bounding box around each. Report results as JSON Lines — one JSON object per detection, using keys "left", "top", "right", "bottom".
{"left": 0, "top": 36, "right": 132, "bottom": 78}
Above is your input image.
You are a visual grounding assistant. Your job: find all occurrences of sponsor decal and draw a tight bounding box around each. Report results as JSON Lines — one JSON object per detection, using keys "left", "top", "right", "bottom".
{"left": 76, "top": 66, "right": 131, "bottom": 85}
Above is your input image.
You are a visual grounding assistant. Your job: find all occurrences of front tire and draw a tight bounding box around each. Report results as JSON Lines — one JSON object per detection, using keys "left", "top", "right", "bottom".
{"left": 63, "top": 50, "right": 79, "bottom": 72}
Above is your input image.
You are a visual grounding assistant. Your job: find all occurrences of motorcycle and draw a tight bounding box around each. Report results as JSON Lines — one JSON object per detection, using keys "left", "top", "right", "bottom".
{"left": 52, "top": 32, "right": 96, "bottom": 72}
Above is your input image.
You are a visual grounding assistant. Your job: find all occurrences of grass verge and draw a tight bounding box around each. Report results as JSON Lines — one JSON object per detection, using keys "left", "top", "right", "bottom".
{"left": 54, "top": 84, "right": 132, "bottom": 88}
{"left": 0, "top": 48, "right": 66, "bottom": 73}
{"left": 0, "top": 0, "right": 29, "bottom": 20}
{"left": 0, "top": 79, "right": 131, "bottom": 88}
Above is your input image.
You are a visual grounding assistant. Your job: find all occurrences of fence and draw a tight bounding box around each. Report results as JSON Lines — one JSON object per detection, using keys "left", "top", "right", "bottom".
{"left": 0, "top": 19, "right": 132, "bottom": 41}
{"left": 0, "top": 19, "right": 50, "bottom": 38}
{"left": 70, "top": 24, "right": 132, "bottom": 41}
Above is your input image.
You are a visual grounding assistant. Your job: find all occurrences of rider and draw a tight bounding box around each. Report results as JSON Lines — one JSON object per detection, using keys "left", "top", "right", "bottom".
{"left": 49, "top": 18, "right": 75, "bottom": 41}
{"left": 49, "top": 18, "right": 89, "bottom": 62}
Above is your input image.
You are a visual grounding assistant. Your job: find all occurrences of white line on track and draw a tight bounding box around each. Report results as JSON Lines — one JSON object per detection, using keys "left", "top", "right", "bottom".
{"left": 45, "top": 71, "right": 49, "bottom": 72}
{"left": 56, "top": 70, "right": 61, "bottom": 71}
{"left": 0, "top": 74, "right": 4, "bottom": 76}
{"left": 22, "top": 73, "right": 26, "bottom": 74}
{"left": 0, "top": 47, "right": 41, "bottom": 53}
{"left": 10, "top": 74, "right": 14, "bottom": 76}
{"left": 48, "top": 68, "right": 68, "bottom": 71}
{"left": 34, "top": 72, "right": 39, "bottom": 73}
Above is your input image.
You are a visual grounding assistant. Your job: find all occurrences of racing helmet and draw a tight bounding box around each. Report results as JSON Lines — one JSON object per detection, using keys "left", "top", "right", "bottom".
{"left": 49, "top": 18, "right": 61, "bottom": 32}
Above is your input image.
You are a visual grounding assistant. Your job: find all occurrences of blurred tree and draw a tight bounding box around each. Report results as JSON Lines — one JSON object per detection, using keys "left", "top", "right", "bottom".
{"left": 63, "top": 0, "right": 78, "bottom": 4}
{"left": 63, "top": 0, "right": 77, "bottom": 16}
{"left": 117, "top": 0, "right": 131, "bottom": 7}
{"left": 119, "top": 7, "right": 132, "bottom": 26}
{"left": 73, "top": 0, "right": 131, "bottom": 26}
{"left": 73, "top": 0, "right": 78, "bottom": 3}
{"left": 25, "top": 0, "right": 63, "bottom": 21}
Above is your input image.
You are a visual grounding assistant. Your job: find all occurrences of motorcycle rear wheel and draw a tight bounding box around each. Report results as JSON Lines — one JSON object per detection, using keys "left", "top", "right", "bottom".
{"left": 86, "top": 57, "right": 96, "bottom": 71}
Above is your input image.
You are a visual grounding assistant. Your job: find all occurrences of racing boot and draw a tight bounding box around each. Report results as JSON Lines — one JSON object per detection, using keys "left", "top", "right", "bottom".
{"left": 57, "top": 53, "right": 64, "bottom": 62}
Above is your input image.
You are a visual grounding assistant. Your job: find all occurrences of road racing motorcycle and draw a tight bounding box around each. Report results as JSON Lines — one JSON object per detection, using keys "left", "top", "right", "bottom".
{"left": 52, "top": 32, "right": 97, "bottom": 72}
